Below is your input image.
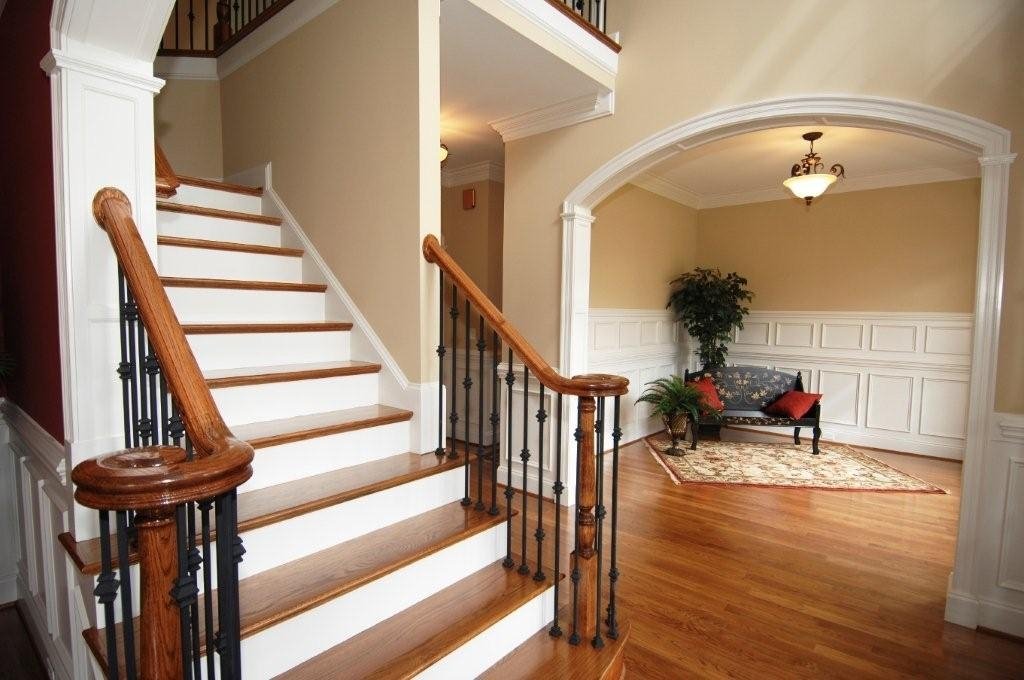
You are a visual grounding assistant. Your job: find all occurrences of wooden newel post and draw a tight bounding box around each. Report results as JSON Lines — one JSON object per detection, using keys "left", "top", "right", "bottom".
{"left": 135, "top": 508, "right": 182, "bottom": 679}
{"left": 213, "top": 0, "right": 232, "bottom": 47}
{"left": 576, "top": 395, "right": 599, "bottom": 641}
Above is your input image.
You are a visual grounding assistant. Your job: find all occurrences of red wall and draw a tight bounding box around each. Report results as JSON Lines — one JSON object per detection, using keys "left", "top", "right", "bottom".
{"left": 0, "top": 0, "right": 65, "bottom": 442}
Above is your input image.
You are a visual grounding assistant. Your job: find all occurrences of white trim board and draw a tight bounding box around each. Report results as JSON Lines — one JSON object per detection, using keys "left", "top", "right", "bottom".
{"left": 558, "top": 94, "right": 1014, "bottom": 636}
{"left": 631, "top": 162, "right": 980, "bottom": 210}
{"left": 489, "top": 90, "right": 614, "bottom": 142}
{"left": 442, "top": 161, "right": 505, "bottom": 188}
{"left": 230, "top": 163, "right": 439, "bottom": 454}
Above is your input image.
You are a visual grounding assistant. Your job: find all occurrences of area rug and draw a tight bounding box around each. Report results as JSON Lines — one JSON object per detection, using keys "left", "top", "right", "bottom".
{"left": 644, "top": 434, "right": 946, "bottom": 493}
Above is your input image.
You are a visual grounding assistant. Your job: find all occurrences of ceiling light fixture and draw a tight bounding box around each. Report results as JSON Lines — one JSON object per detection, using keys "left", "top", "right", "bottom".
{"left": 782, "top": 131, "right": 845, "bottom": 205}
{"left": 440, "top": 144, "right": 449, "bottom": 165}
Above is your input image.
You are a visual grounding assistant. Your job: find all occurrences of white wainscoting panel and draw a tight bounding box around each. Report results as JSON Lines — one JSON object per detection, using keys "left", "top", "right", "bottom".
{"left": 588, "top": 309, "right": 684, "bottom": 445}
{"left": 723, "top": 311, "right": 973, "bottom": 459}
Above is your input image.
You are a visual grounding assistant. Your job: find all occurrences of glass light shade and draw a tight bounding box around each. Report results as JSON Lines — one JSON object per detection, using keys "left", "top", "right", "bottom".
{"left": 439, "top": 144, "right": 449, "bottom": 163}
{"left": 783, "top": 173, "right": 837, "bottom": 201}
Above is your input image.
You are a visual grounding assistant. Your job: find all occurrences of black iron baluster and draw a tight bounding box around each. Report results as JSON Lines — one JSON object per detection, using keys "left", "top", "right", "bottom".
{"left": 175, "top": 0, "right": 180, "bottom": 49}
{"left": 518, "top": 366, "right": 531, "bottom": 576}
{"left": 117, "top": 270, "right": 133, "bottom": 449}
{"left": 606, "top": 395, "right": 621, "bottom": 639}
{"left": 534, "top": 384, "right": 546, "bottom": 581}
{"left": 475, "top": 314, "right": 486, "bottom": 511}
{"left": 232, "top": 0, "right": 239, "bottom": 33}
{"left": 502, "top": 349, "right": 515, "bottom": 569}
{"left": 188, "top": 0, "right": 195, "bottom": 50}
{"left": 115, "top": 511, "right": 138, "bottom": 678}
{"left": 123, "top": 285, "right": 141, "bottom": 447}
{"left": 145, "top": 342, "right": 160, "bottom": 446}
{"left": 592, "top": 397, "right": 606, "bottom": 649}
{"left": 135, "top": 321, "right": 151, "bottom": 446}
{"left": 595, "top": 0, "right": 604, "bottom": 33}
{"left": 199, "top": 499, "right": 216, "bottom": 680}
{"left": 549, "top": 393, "right": 564, "bottom": 637}
{"left": 215, "top": 490, "right": 244, "bottom": 679}
{"left": 435, "top": 270, "right": 446, "bottom": 457}
{"left": 569, "top": 400, "right": 583, "bottom": 645}
{"left": 95, "top": 511, "right": 120, "bottom": 680}
{"left": 204, "top": 0, "right": 210, "bottom": 50}
{"left": 488, "top": 330, "right": 500, "bottom": 516}
{"left": 448, "top": 286, "right": 459, "bottom": 460}
{"left": 462, "top": 299, "right": 472, "bottom": 507}
{"left": 159, "top": 374, "right": 170, "bottom": 446}
{"left": 173, "top": 505, "right": 199, "bottom": 678}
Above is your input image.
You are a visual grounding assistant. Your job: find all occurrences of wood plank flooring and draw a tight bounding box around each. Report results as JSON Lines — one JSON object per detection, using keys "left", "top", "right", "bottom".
{"left": 490, "top": 435, "right": 1024, "bottom": 678}
{"left": 0, "top": 604, "right": 47, "bottom": 679}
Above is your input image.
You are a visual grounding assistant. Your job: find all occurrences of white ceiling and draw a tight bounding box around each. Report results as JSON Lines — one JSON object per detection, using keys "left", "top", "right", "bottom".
{"left": 440, "top": 0, "right": 604, "bottom": 170}
{"left": 635, "top": 125, "right": 980, "bottom": 209}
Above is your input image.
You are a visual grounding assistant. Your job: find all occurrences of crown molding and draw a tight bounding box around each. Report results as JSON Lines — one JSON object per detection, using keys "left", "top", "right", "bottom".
{"left": 41, "top": 49, "right": 164, "bottom": 92}
{"left": 636, "top": 162, "right": 981, "bottom": 210}
{"left": 154, "top": 55, "right": 219, "bottom": 81}
{"left": 490, "top": 90, "right": 613, "bottom": 142}
{"left": 629, "top": 172, "right": 701, "bottom": 209}
{"left": 996, "top": 413, "right": 1024, "bottom": 442}
{"left": 441, "top": 161, "right": 505, "bottom": 188}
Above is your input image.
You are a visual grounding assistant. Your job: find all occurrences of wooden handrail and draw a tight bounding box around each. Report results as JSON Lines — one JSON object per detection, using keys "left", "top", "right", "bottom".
{"left": 423, "top": 234, "right": 627, "bottom": 398}
{"left": 73, "top": 188, "right": 253, "bottom": 510}
{"left": 155, "top": 142, "right": 180, "bottom": 199}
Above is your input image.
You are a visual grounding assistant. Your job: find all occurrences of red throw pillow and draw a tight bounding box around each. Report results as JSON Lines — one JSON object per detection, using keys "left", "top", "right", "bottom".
{"left": 765, "top": 390, "right": 821, "bottom": 419}
{"left": 688, "top": 376, "right": 724, "bottom": 412}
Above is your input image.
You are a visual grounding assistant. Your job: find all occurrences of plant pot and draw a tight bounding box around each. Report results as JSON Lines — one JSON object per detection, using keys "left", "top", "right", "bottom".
{"left": 662, "top": 413, "right": 689, "bottom": 456}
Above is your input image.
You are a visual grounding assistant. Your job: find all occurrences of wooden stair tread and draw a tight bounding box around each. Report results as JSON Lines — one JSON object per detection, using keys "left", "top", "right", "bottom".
{"left": 176, "top": 174, "right": 263, "bottom": 196}
{"left": 60, "top": 452, "right": 461, "bottom": 575}
{"left": 204, "top": 360, "right": 380, "bottom": 388}
{"left": 182, "top": 321, "right": 353, "bottom": 335}
{"left": 232, "top": 404, "right": 413, "bottom": 449}
{"left": 160, "top": 276, "right": 327, "bottom": 292}
{"left": 156, "top": 200, "right": 281, "bottom": 225}
{"left": 82, "top": 502, "right": 508, "bottom": 678}
{"left": 479, "top": 615, "right": 631, "bottom": 679}
{"left": 280, "top": 561, "right": 554, "bottom": 679}
{"left": 157, "top": 235, "right": 302, "bottom": 257}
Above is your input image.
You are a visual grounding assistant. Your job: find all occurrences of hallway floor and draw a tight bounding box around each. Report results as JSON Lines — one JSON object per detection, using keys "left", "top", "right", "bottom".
{"left": 608, "top": 435, "right": 1024, "bottom": 678}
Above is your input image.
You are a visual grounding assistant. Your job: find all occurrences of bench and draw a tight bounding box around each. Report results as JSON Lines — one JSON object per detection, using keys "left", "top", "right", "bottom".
{"left": 684, "top": 366, "right": 822, "bottom": 454}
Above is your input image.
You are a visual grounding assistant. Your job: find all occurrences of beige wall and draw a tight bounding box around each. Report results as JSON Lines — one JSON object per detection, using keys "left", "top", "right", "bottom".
{"left": 220, "top": 0, "right": 440, "bottom": 382}
{"left": 590, "top": 184, "right": 697, "bottom": 309}
{"left": 155, "top": 79, "right": 223, "bottom": 179}
{"left": 502, "top": 0, "right": 1024, "bottom": 413}
{"left": 442, "top": 179, "right": 504, "bottom": 306}
{"left": 695, "top": 180, "right": 980, "bottom": 312}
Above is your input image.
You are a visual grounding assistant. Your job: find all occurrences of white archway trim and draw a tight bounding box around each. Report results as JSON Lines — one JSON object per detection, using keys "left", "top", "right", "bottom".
{"left": 560, "top": 94, "right": 1014, "bottom": 632}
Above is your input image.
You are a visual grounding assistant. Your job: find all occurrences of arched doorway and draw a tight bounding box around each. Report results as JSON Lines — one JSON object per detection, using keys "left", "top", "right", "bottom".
{"left": 558, "top": 94, "right": 1014, "bottom": 627}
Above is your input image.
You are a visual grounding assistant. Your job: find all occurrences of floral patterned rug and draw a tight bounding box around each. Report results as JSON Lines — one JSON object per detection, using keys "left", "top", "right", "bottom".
{"left": 644, "top": 434, "right": 946, "bottom": 493}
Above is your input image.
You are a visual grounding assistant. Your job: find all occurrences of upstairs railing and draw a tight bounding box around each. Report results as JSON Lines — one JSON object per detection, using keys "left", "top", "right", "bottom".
{"left": 159, "top": 0, "right": 296, "bottom": 56}
{"left": 74, "top": 188, "right": 253, "bottom": 679}
{"left": 423, "top": 234, "right": 628, "bottom": 648}
{"left": 547, "top": 0, "right": 613, "bottom": 42}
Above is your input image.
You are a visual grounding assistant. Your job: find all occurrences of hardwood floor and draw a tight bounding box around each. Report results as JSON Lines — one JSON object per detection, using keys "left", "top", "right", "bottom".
{"left": 487, "top": 433, "right": 1024, "bottom": 678}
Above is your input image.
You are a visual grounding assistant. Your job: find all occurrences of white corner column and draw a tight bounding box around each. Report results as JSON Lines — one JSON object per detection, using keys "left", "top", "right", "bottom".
{"left": 44, "top": 0, "right": 174, "bottom": 542}
{"left": 945, "top": 151, "right": 1023, "bottom": 636}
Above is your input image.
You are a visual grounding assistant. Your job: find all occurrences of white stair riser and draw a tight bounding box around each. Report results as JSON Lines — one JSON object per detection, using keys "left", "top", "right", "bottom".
{"left": 239, "top": 467, "right": 463, "bottom": 578}
{"left": 213, "top": 372, "right": 380, "bottom": 425}
{"left": 187, "top": 330, "right": 351, "bottom": 371}
{"left": 239, "top": 524, "right": 506, "bottom": 679}
{"left": 169, "top": 184, "right": 263, "bottom": 214}
{"left": 167, "top": 288, "right": 326, "bottom": 323}
{"left": 157, "top": 211, "right": 281, "bottom": 247}
{"left": 240, "top": 421, "right": 411, "bottom": 492}
{"left": 416, "top": 587, "right": 555, "bottom": 680}
{"left": 158, "top": 245, "right": 303, "bottom": 283}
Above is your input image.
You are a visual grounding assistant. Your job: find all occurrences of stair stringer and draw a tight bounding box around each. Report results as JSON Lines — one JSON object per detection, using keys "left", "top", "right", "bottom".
{"left": 226, "top": 162, "right": 441, "bottom": 456}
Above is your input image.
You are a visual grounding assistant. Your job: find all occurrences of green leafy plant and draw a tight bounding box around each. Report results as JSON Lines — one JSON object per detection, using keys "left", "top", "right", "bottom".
{"left": 667, "top": 267, "right": 753, "bottom": 368}
{"left": 635, "top": 375, "right": 705, "bottom": 423}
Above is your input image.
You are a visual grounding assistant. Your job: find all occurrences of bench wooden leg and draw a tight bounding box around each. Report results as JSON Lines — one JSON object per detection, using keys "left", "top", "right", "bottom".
{"left": 812, "top": 426, "right": 821, "bottom": 454}
{"left": 794, "top": 427, "right": 801, "bottom": 445}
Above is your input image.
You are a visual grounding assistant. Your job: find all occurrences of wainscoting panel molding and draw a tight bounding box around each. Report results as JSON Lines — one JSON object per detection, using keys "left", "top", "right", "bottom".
{"left": 722, "top": 311, "right": 974, "bottom": 459}
{"left": 588, "top": 309, "right": 684, "bottom": 445}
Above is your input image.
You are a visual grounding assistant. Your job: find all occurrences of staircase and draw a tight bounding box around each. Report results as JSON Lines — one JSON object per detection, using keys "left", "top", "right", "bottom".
{"left": 61, "top": 164, "right": 629, "bottom": 678}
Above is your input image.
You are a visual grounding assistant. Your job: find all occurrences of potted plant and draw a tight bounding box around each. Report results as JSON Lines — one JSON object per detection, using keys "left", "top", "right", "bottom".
{"left": 667, "top": 268, "right": 753, "bottom": 369}
{"left": 636, "top": 376, "right": 706, "bottom": 456}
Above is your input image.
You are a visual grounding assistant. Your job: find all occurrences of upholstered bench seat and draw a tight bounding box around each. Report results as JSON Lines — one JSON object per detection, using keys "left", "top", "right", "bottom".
{"left": 685, "top": 366, "right": 822, "bottom": 454}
